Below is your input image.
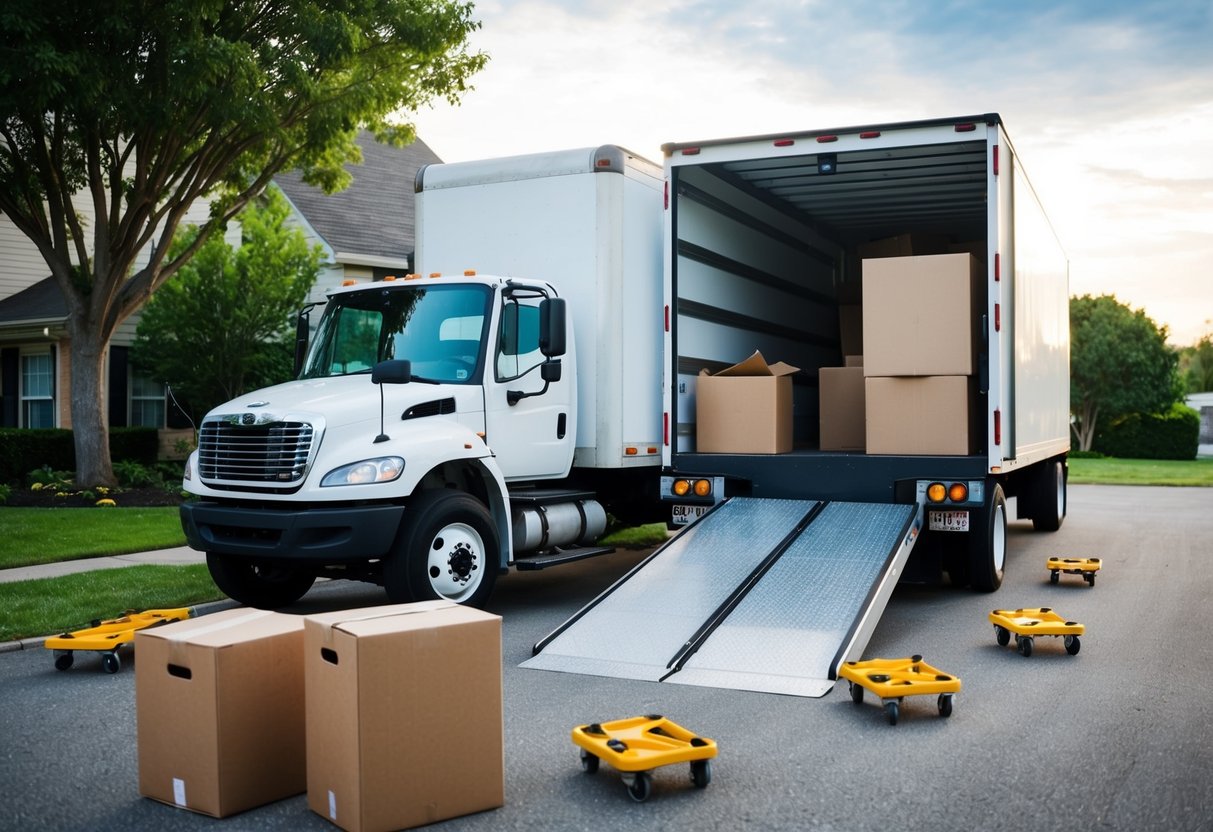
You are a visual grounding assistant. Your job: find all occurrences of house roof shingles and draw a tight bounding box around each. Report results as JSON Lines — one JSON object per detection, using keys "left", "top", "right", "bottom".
{"left": 0, "top": 133, "right": 443, "bottom": 326}
{"left": 274, "top": 132, "right": 442, "bottom": 261}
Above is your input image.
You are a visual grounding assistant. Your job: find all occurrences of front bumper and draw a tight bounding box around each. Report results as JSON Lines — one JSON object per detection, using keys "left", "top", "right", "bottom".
{"left": 181, "top": 501, "right": 405, "bottom": 561}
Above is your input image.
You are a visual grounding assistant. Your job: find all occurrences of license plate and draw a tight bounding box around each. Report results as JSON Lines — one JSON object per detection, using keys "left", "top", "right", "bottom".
{"left": 671, "top": 504, "right": 708, "bottom": 526}
{"left": 929, "top": 510, "right": 969, "bottom": 532}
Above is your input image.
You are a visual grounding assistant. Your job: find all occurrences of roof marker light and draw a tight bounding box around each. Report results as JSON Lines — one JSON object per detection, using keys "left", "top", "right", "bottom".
{"left": 429, "top": 272, "right": 442, "bottom": 279}
{"left": 341, "top": 279, "right": 357, "bottom": 286}
{"left": 464, "top": 269, "right": 476, "bottom": 276}
{"left": 816, "top": 135, "right": 838, "bottom": 143}
{"left": 774, "top": 139, "right": 795, "bottom": 147}
{"left": 955, "top": 123, "right": 977, "bottom": 132}
{"left": 383, "top": 275, "right": 397, "bottom": 281}
{"left": 859, "top": 131, "right": 881, "bottom": 139}
{"left": 681, "top": 147, "right": 700, "bottom": 156}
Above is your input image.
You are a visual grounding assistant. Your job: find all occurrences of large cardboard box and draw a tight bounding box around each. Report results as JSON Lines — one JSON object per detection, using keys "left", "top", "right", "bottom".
{"left": 862, "top": 253, "right": 980, "bottom": 377}
{"left": 136, "top": 609, "right": 306, "bottom": 818}
{"left": 865, "top": 376, "right": 971, "bottom": 455}
{"left": 305, "top": 602, "right": 503, "bottom": 832}
{"left": 819, "top": 366, "right": 866, "bottom": 451}
{"left": 696, "top": 351, "right": 799, "bottom": 454}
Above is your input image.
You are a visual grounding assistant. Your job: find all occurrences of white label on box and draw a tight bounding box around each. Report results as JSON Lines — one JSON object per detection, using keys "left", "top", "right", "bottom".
{"left": 328, "top": 790, "right": 337, "bottom": 820}
{"left": 173, "top": 778, "right": 187, "bottom": 807}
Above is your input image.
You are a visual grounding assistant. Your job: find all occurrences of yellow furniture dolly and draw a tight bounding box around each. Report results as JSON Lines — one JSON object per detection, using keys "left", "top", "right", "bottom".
{"left": 989, "top": 607, "right": 1083, "bottom": 658}
{"left": 44, "top": 608, "right": 190, "bottom": 673}
{"left": 838, "top": 655, "right": 961, "bottom": 726}
{"left": 1047, "top": 556, "right": 1101, "bottom": 586}
{"left": 572, "top": 715, "right": 717, "bottom": 802}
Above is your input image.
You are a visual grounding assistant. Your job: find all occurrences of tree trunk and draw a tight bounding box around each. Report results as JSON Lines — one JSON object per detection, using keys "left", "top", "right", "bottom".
{"left": 67, "top": 321, "right": 117, "bottom": 488}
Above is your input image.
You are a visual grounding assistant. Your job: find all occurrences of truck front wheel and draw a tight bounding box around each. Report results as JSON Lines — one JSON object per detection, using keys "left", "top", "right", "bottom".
{"left": 386, "top": 490, "right": 499, "bottom": 607}
{"left": 205, "top": 553, "right": 316, "bottom": 609}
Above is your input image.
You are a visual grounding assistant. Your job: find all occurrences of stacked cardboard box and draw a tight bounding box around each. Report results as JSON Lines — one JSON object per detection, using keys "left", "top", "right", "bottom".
{"left": 860, "top": 252, "right": 981, "bottom": 455}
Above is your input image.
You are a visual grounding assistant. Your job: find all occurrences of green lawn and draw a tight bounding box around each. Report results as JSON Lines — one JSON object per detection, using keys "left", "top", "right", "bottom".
{"left": 0, "top": 564, "right": 225, "bottom": 642}
{"left": 0, "top": 507, "right": 186, "bottom": 569}
{"left": 1067, "top": 456, "right": 1213, "bottom": 487}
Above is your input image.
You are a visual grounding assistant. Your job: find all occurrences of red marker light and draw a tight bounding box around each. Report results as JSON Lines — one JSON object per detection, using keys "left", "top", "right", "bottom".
{"left": 816, "top": 135, "right": 838, "bottom": 143}
{"left": 859, "top": 131, "right": 881, "bottom": 139}
{"left": 955, "top": 123, "right": 977, "bottom": 132}
{"left": 773, "top": 139, "right": 795, "bottom": 147}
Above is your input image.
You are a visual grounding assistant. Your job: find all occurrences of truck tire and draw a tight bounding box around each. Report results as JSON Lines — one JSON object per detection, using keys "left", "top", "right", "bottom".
{"left": 968, "top": 484, "right": 1007, "bottom": 592}
{"left": 205, "top": 553, "right": 316, "bottom": 609}
{"left": 1031, "top": 458, "right": 1067, "bottom": 532}
{"left": 386, "top": 490, "right": 499, "bottom": 607}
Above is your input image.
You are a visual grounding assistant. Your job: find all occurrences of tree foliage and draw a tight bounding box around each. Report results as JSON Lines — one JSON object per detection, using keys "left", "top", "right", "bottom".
{"left": 0, "top": 0, "right": 485, "bottom": 485}
{"left": 1179, "top": 330, "right": 1213, "bottom": 393}
{"left": 131, "top": 189, "right": 320, "bottom": 421}
{"left": 1070, "top": 294, "right": 1181, "bottom": 451}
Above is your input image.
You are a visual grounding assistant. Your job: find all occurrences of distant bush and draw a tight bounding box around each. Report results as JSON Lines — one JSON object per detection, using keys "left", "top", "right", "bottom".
{"left": 1068, "top": 449, "right": 1106, "bottom": 459}
{"left": 0, "top": 427, "right": 159, "bottom": 483}
{"left": 1094, "top": 403, "right": 1200, "bottom": 460}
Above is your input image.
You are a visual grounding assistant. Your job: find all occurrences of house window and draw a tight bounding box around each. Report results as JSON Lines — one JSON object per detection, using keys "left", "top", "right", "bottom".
{"left": 130, "top": 374, "right": 166, "bottom": 428}
{"left": 21, "top": 351, "right": 54, "bottom": 428}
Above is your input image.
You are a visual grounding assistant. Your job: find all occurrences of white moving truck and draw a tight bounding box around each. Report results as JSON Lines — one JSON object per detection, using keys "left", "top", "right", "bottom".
{"left": 180, "top": 146, "right": 664, "bottom": 608}
{"left": 526, "top": 114, "right": 1071, "bottom": 697}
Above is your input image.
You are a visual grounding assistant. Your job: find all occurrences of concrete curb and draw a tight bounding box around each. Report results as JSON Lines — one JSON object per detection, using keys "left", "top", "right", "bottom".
{"left": 0, "top": 598, "right": 242, "bottom": 655}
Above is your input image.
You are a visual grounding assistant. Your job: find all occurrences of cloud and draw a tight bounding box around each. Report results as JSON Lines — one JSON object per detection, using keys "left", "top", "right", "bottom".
{"left": 412, "top": 0, "right": 1213, "bottom": 345}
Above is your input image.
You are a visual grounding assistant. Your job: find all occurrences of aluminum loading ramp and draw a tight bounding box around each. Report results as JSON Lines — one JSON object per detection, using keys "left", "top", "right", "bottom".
{"left": 522, "top": 497, "right": 920, "bottom": 697}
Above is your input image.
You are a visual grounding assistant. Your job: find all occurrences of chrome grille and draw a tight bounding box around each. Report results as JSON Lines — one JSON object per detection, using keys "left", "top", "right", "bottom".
{"left": 198, "top": 420, "right": 314, "bottom": 485}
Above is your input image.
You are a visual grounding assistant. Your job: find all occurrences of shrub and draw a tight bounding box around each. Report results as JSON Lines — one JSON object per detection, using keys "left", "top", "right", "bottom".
{"left": 0, "top": 427, "right": 159, "bottom": 482}
{"left": 113, "top": 460, "right": 163, "bottom": 489}
{"left": 1094, "top": 403, "right": 1200, "bottom": 460}
{"left": 0, "top": 483, "right": 10, "bottom": 504}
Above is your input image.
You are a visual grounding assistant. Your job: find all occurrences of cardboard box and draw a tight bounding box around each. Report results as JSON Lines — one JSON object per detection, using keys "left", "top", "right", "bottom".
{"left": 844, "top": 355, "right": 864, "bottom": 367}
{"left": 305, "top": 602, "right": 503, "bottom": 832}
{"left": 136, "top": 609, "right": 306, "bottom": 818}
{"left": 838, "top": 305, "right": 863, "bottom": 356}
{"left": 862, "top": 253, "right": 980, "bottom": 377}
{"left": 865, "top": 376, "right": 972, "bottom": 455}
{"left": 696, "top": 351, "right": 799, "bottom": 454}
{"left": 819, "top": 366, "right": 866, "bottom": 451}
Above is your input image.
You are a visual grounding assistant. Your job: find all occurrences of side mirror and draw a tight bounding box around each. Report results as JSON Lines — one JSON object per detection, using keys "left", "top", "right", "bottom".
{"left": 372, "top": 359, "right": 412, "bottom": 385}
{"left": 539, "top": 297, "right": 567, "bottom": 357}
{"left": 541, "top": 359, "right": 562, "bottom": 383}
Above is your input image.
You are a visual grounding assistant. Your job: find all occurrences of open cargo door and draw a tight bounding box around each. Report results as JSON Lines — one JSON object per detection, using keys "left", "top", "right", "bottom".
{"left": 522, "top": 496, "right": 920, "bottom": 697}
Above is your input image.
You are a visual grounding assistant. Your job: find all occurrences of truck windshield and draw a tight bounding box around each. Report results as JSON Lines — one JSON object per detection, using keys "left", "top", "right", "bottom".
{"left": 300, "top": 283, "right": 492, "bottom": 382}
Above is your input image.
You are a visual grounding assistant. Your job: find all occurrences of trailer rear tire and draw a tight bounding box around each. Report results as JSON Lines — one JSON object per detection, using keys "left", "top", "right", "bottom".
{"left": 968, "top": 484, "right": 1007, "bottom": 592}
{"left": 1031, "top": 459, "right": 1067, "bottom": 532}
{"left": 206, "top": 553, "right": 316, "bottom": 609}
{"left": 386, "top": 490, "right": 498, "bottom": 607}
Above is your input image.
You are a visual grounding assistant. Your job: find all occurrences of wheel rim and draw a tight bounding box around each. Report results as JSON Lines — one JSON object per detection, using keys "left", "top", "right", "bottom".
{"left": 425, "top": 521, "right": 486, "bottom": 602}
{"left": 991, "top": 502, "right": 1007, "bottom": 574}
{"left": 1054, "top": 463, "right": 1066, "bottom": 520}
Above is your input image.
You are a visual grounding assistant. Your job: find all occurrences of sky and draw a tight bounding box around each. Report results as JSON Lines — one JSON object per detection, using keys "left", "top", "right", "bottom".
{"left": 411, "top": 0, "right": 1213, "bottom": 347}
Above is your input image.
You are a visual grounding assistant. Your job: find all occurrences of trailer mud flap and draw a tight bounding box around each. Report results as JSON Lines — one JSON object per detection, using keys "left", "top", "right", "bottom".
{"left": 522, "top": 496, "right": 919, "bottom": 697}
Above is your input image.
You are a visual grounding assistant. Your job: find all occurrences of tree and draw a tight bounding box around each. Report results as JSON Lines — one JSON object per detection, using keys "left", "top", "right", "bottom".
{"left": 0, "top": 1, "right": 485, "bottom": 486}
{"left": 1179, "top": 329, "right": 1213, "bottom": 393}
{"left": 1070, "top": 294, "right": 1181, "bottom": 451}
{"left": 131, "top": 188, "right": 320, "bottom": 421}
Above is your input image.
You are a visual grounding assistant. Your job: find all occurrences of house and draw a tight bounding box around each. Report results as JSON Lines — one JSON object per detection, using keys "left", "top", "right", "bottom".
{"left": 0, "top": 132, "right": 441, "bottom": 440}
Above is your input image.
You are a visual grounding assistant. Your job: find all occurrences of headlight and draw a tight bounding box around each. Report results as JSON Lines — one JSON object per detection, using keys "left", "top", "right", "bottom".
{"left": 321, "top": 457, "right": 405, "bottom": 487}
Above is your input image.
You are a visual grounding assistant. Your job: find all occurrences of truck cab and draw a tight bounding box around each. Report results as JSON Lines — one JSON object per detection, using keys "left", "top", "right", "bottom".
{"left": 181, "top": 272, "right": 592, "bottom": 609}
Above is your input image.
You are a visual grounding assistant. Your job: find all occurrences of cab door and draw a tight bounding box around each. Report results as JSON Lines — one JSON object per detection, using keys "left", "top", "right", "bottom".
{"left": 482, "top": 291, "right": 575, "bottom": 480}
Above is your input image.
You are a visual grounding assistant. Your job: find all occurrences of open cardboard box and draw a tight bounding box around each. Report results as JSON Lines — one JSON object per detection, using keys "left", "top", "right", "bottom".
{"left": 696, "top": 351, "right": 799, "bottom": 454}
